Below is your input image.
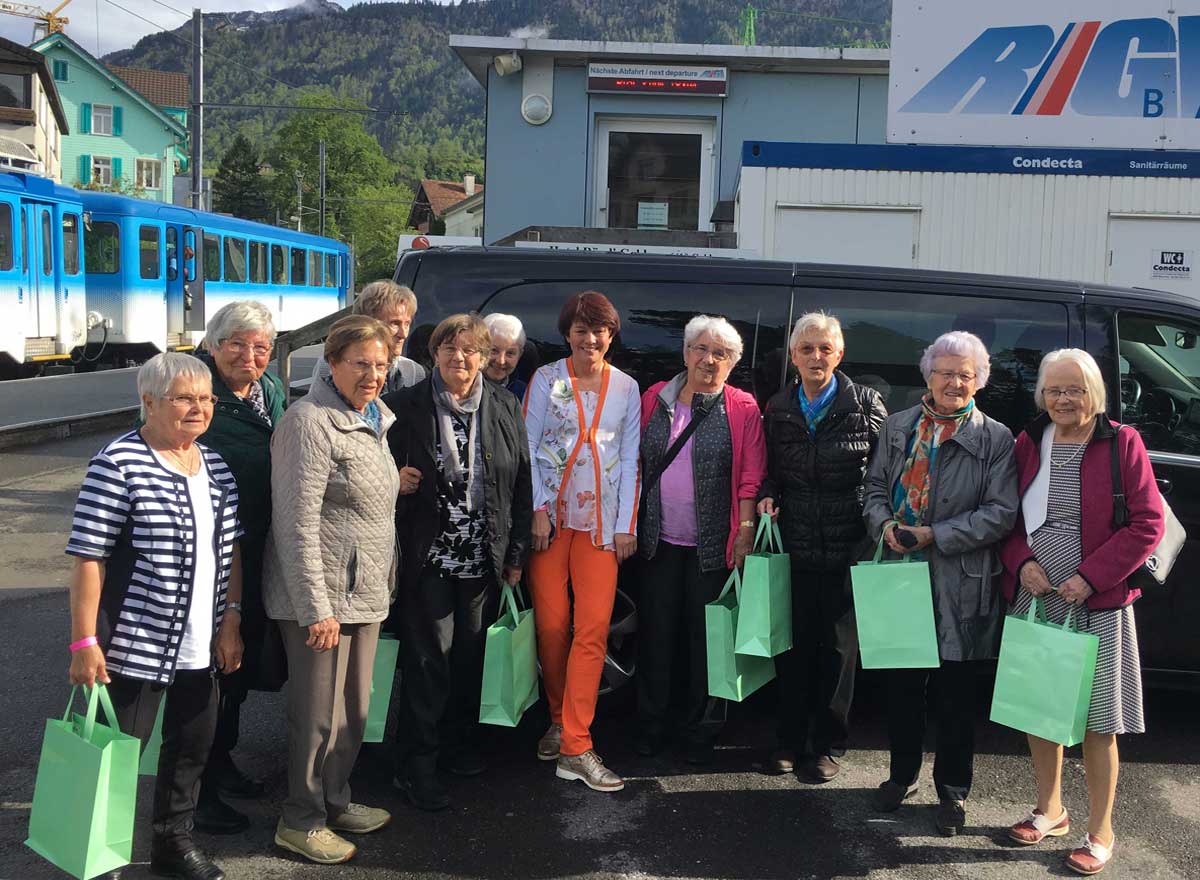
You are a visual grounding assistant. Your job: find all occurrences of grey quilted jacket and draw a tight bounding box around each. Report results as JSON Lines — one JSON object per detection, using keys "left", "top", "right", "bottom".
{"left": 262, "top": 377, "right": 400, "bottom": 627}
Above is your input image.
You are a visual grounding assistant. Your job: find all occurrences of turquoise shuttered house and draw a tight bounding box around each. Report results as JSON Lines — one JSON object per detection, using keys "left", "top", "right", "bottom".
{"left": 31, "top": 33, "right": 187, "bottom": 204}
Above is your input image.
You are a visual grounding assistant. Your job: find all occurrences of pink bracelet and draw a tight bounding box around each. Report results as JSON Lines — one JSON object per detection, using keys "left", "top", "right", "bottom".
{"left": 69, "top": 636, "right": 98, "bottom": 653}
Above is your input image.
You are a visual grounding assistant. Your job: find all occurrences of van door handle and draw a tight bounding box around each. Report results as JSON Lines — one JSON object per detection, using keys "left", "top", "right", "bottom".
{"left": 1156, "top": 478, "right": 1173, "bottom": 497}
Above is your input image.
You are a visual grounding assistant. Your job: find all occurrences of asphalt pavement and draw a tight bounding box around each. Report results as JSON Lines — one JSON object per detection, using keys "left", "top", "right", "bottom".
{"left": 0, "top": 439, "right": 1196, "bottom": 880}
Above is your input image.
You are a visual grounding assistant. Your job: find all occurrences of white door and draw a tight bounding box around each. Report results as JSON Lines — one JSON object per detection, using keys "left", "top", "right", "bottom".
{"left": 1108, "top": 216, "right": 1200, "bottom": 300}
{"left": 592, "top": 117, "right": 715, "bottom": 232}
{"left": 771, "top": 207, "right": 918, "bottom": 267}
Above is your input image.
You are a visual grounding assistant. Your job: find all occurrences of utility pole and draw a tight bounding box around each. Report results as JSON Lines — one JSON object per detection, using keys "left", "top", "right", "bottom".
{"left": 295, "top": 171, "right": 303, "bottom": 231}
{"left": 740, "top": 3, "right": 757, "bottom": 47}
{"left": 189, "top": 7, "right": 203, "bottom": 209}
{"left": 318, "top": 139, "right": 326, "bottom": 237}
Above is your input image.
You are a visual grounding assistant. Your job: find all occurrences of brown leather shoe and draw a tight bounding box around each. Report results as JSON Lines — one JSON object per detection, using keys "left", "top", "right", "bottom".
{"left": 802, "top": 754, "right": 840, "bottom": 783}
{"left": 767, "top": 749, "right": 795, "bottom": 775}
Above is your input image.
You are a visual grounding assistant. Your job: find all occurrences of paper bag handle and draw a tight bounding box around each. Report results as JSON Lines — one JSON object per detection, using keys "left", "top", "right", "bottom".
{"left": 753, "top": 513, "right": 783, "bottom": 554}
{"left": 717, "top": 568, "right": 742, "bottom": 602}
{"left": 63, "top": 683, "right": 121, "bottom": 740}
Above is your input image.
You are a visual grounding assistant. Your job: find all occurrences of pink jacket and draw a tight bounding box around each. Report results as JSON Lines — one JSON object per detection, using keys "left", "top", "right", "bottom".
{"left": 999, "top": 415, "right": 1164, "bottom": 610}
{"left": 640, "top": 380, "right": 767, "bottom": 568}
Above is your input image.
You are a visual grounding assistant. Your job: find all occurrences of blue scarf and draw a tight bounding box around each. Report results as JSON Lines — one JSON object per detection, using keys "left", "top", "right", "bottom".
{"left": 323, "top": 374, "right": 383, "bottom": 436}
{"left": 798, "top": 376, "right": 838, "bottom": 437}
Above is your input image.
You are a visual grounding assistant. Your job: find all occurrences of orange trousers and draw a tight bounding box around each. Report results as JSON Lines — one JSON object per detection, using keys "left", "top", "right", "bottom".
{"left": 527, "top": 527, "right": 618, "bottom": 756}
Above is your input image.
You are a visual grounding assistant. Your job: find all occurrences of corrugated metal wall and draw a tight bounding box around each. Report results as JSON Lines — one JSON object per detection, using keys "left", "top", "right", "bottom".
{"left": 737, "top": 166, "right": 1200, "bottom": 283}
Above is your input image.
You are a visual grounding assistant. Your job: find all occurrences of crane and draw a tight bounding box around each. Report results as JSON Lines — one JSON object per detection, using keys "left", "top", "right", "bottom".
{"left": 0, "top": 0, "right": 72, "bottom": 41}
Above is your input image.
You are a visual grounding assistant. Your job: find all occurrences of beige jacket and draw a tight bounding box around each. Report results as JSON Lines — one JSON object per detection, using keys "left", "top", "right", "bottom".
{"left": 262, "top": 377, "right": 400, "bottom": 627}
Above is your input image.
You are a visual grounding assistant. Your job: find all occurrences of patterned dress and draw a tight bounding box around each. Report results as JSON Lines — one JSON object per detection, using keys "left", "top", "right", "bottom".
{"left": 1010, "top": 442, "right": 1145, "bottom": 735}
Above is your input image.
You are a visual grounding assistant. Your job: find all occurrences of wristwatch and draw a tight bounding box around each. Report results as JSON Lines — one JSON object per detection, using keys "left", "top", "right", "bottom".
{"left": 739, "top": 520, "right": 756, "bottom": 529}
{"left": 225, "top": 601, "right": 243, "bottom": 614}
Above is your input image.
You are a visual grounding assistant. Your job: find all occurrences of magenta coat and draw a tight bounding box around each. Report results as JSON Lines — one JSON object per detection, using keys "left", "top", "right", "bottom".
{"left": 999, "top": 414, "right": 1164, "bottom": 610}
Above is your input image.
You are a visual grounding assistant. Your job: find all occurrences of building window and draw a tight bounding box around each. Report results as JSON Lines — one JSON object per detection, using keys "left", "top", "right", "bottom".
{"left": 0, "top": 72, "right": 30, "bottom": 110}
{"left": 92, "top": 104, "right": 113, "bottom": 136}
{"left": 84, "top": 221, "right": 120, "bottom": 274}
{"left": 136, "top": 158, "right": 162, "bottom": 191}
{"left": 52, "top": 59, "right": 68, "bottom": 81}
{"left": 139, "top": 225, "right": 160, "bottom": 279}
{"left": 92, "top": 156, "right": 112, "bottom": 186}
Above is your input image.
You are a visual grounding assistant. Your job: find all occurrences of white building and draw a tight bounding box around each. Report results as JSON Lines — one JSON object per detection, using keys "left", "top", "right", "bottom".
{"left": 0, "top": 37, "right": 68, "bottom": 181}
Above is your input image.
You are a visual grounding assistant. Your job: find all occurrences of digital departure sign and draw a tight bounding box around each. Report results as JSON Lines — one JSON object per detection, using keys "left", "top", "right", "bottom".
{"left": 587, "top": 63, "right": 728, "bottom": 97}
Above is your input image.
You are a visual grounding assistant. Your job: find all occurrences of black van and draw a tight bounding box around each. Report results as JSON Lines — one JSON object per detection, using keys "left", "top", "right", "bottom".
{"left": 394, "top": 246, "right": 1200, "bottom": 682}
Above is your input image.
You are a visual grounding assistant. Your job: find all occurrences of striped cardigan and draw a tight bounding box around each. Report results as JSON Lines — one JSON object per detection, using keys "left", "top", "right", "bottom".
{"left": 66, "top": 431, "right": 243, "bottom": 685}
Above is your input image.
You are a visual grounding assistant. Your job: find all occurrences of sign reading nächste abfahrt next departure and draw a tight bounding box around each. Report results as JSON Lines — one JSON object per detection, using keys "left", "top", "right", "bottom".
{"left": 587, "top": 63, "right": 728, "bottom": 97}
{"left": 888, "top": 1, "right": 1200, "bottom": 150}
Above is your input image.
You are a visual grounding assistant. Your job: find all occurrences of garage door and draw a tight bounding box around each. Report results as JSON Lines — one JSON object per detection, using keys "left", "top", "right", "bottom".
{"left": 1108, "top": 216, "right": 1200, "bottom": 300}
{"left": 771, "top": 206, "right": 918, "bottom": 268}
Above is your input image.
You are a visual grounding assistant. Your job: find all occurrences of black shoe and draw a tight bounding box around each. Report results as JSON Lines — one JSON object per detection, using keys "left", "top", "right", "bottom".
{"left": 394, "top": 774, "right": 450, "bottom": 812}
{"left": 213, "top": 759, "right": 265, "bottom": 800}
{"left": 935, "top": 798, "right": 966, "bottom": 837}
{"left": 683, "top": 739, "right": 715, "bottom": 766}
{"left": 150, "top": 846, "right": 226, "bottom": 880}
{"left": 800, "top": 754, "right": 841, "bottom": 783}
{"left": 875, "top": 779, "right": 919, "bottom": 812}
{"left": 635, "top": 727, "right": 666, "bottom": 757}
{"left": 192, "top": 797, "right": 250, "bottom": 835}
{"left": 767, "top": 748, "right": 796, "bottom": 775}
{"left": 440, "top": 748, "right": 486, "bottom": 777}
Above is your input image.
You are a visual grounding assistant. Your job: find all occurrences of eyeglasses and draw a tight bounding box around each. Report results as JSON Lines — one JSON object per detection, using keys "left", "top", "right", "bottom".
{"left": 223, "top": 340, "right": 272, "bottom": 358}
{"left": 438, "top": 344, "right": 481, "bottom": 359}
{"left": 345, "top": 360, "right": 391, "bottom": 376}
{"left": 165, "top": 394, "right": 216, "bottom": 408}
{"left": 1043, "top": 386, "right": 1087, "bottom": 400}
{"left": 688, "top": 343, "right": 733, "bottom": 363}
{"left": 931, "top": 369, "right": 976, "bottom": 384}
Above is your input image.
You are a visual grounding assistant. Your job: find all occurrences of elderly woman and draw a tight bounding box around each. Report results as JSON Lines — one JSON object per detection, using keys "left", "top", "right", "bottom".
{"left": 757, "top": 312, "right": 887, "bottom": 782}
{"left": 383, "top": 314, "right": 532, "bottom": 810}
{"left": 999, "top": 349, "right": 1163, "bottom": 876}
{"left": 636, "top": 314, "right": 766, "bottom": 764}
{"left": 66, "top": 352, "right": 243, "bottom": 880}
{"left": 312, "top": 280, "right": 427, "bottom": 393}
{"left": 862, "top": 330, "right": 1018, "bottom": 836}
{"left": 263, "top": 315, "right": 400, "bottom": 865}
{"left": 193, "top": 300, "right": 287, "bottom": 834}
{"left": 524, "top": 291, "right": 641, "bottom": 793}
{"left": 483, "top": 312, "right": 528, "bottom": 401}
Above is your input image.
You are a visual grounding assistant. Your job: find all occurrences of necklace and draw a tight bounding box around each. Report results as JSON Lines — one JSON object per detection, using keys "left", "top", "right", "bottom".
{"left": 161, "top": 445, "right": 199, "bottom": 475}
{"left": 1052, "top": 423, "right": 1095, "bottom": 469}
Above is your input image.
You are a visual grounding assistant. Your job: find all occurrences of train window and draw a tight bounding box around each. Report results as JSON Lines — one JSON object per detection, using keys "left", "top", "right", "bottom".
{"left": 165, "top": 227, "right": 177, "bottom": 281}
{"left": 203, "top": 232, "right": 220, "bottom": 281}
{"left": 325, "top": 253, "right": 337, "bottom": 288}
{"left": 291, "top": 247, "right": 306, "bottom": 284}
{"left": 308, "top": 250, "right": 322, "bottom": 287}
{"left": 224, "top": 237, "right": 246, "bottom": 283}
{"left": 249, "top": 240, "right": 267, "bottom": 284}
{"left": 40, "top": 210, "right": 51, "bottom": 274}
{"left": 271, "top": 244, "right": 285, "bottom": 284}
{"left": 63, "top": 213, "right": 80, "bottom": 275}
{"left": 83, "top": 221, "right": 119, "bottom": 274}
{"left": 139, "top": 225, "right": 160, "bottom": 279}
{"left": 0, "top": 204, "right": 12, "bottom": 270}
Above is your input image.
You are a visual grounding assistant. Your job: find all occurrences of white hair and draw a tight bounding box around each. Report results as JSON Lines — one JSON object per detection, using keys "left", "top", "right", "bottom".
{"left": 683, "top": 315, "right": 744, "bottom": 364}
{"left": 483, "top": 313, "right": 526, "bottom": 348}
{"left": 789, "top": 312, "right": 844, "bottom": 352}
{"left": 920, "top": 331, "right": 991, "bottom": 389}
{"left": 203, "top": 300, "right": 276, "bottom": 350}
{"left": 1034, "top": 348, "right": 1107, "bottom": 417}
{"left": 137, "top": 352, "right": 212, "bottom": 419}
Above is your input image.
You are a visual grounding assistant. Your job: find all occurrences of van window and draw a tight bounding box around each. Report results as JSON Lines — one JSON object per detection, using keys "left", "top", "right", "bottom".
{"left": 271, "top": 244, "right": 285, "bottom": 284}
{"left": 792, "top": 289, "right": 1069, "bottom": 431}
{"left": 326, "top": 253, "right": 337, "bottom": 288}
{"left": 249, "top": 240, "right": 267, "bottom": 284}
{"left": 224, "top": 237, "right": 246, "bottom": 283}
{"left": 63, "top": 213, "right": 81, "bottom": 275}
{"left": 203, "top": 232, "right": 221, "bottom": 281}
{"left": 1117, "top": 312, "right": 1200, "bottom": 457}
{"left": 0, "top": 203, "right": 11, "bottom": 270}
{"left": 291, "top": 247, "right": 306, "bottom": 284}
{"left": 139, "top": 225, "right": 160, "bottom": 279}
{"left": 84, "top": 221, "right": 120, "bottom": 274}
{"left": 308, "top": 250, "right": 322, "bottom": 287}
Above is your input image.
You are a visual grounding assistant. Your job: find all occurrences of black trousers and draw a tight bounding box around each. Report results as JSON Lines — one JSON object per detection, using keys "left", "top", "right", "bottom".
{"left": 775, "top": 565, "right": 858, "bottom": 758}
{"left": 107, "top": 668, "right": 218, "bottom": 847}
{"left": 636, "top": 541, "right": 729, "bottom": 743}
{"left": 395, "top": 566, "right": 497, "bottom": 777}
{"left": 886, "top": 660, "right": 979, "bottom": 802}
{"left": 196, "top": 669, "right": 249, "bottom": 803}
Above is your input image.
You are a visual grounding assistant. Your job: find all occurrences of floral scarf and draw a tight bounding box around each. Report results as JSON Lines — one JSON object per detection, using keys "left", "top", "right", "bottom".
{"left": 892, "top": 394, "right": 974, "bottom": 526}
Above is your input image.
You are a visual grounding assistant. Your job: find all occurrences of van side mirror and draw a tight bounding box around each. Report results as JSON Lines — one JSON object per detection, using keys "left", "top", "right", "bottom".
{"left": 1176, "top": 331, "right": 1197, "bottom": 350}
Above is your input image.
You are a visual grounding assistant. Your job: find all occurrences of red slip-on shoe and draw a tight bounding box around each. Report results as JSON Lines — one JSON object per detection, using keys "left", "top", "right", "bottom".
{"left": 1066, "top": 834, "right": 1114, "bottom": 875}
{"left": 1008, "top": 808, "right": 1070, "bottom": 845}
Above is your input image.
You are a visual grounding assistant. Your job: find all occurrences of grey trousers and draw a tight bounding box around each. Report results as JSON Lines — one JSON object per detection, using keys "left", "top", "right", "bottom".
{"left": 280, "top": 620, "right": 380, "bottom": 831}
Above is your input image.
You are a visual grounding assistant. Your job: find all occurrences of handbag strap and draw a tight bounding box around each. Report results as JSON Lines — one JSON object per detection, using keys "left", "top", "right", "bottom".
{"left": 1109, "top": 425, "right": 1129, "bottom": 528}
{"left": 641, "top": 398, "right": 715, "bottom": 501}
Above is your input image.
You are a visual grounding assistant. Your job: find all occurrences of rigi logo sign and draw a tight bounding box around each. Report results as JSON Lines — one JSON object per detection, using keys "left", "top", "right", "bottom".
{"left": 888, "top": 1, "right": 1200, "bottom": 150}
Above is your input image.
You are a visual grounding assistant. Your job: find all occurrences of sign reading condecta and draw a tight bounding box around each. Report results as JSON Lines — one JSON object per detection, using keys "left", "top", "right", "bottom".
{"left": 888, "top": 1, "right": 1200, "bottom": 149}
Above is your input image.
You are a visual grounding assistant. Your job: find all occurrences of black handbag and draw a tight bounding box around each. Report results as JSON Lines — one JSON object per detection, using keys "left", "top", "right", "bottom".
{"left": 1110, "top": 427, "right": 1186, "bottom": 589}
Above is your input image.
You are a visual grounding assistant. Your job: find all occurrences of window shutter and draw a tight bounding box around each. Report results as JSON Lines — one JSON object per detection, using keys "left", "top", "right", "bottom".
{"left": 112, "top": 157, "right": 122, "bottom": 182}
{"left": 112, "top": 105, "right": 123, "bottom": 137}
{"left": 80, "top": 102, "right": 91, "bottom": 134}
{"left": 79, "top": 154, "right": 91, "bottom": 185}
{"left": 52, "top": 59, "right": 68, "bottom": 81}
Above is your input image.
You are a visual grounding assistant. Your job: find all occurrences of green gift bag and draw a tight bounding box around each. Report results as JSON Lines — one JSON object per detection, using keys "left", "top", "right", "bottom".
{"left": 26, "top": 684, "right": 139, "bottom": 880}
{"left": 363, "top": 635, "right": 401, "bottom": 743}
{"left": 479, "top": 582, "right": 539, "bottom": 727}
{"left": 734, "top": 514, "right": 793, "bottom": 658}
{"left": 990, "top": 597, "right": 1099, "bottom": 747}
{"left": 138, "top": 697, "right": 165, "bottom": 776}
{"left": 706, "top": 569, "right": 776, "bottom": 701}
{"left": 851, "top": 533, "right": 940, "bottom": 669}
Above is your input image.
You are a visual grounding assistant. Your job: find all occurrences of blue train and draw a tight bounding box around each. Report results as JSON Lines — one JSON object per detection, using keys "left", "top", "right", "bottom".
{"left": 0, "top": 170, "right": 351, "bottom": 376}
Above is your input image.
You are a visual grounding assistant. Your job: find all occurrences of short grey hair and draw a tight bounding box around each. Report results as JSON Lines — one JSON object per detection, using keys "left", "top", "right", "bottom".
{"left": 1034, "top": 348, "right": 1107, "bottom": 417}
{"left": 203, "top": 300, "right": 276, "bottom": 350}
{"left": 483, "top": 313, "right": 526, "bottom": 348}
{"left": 683, "top": 315, "right": 744, "bottom": 364}
{"left": 920, "top": 331, "right": 991, "bottom": 389}
{"left": 137, "top": 352, "right": 211, "bottom": 419}
{"left": 789, "top": 312, "right": 844, "bottom": 352}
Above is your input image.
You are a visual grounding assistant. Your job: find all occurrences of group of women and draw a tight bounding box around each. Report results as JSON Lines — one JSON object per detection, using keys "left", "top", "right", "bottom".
{"left": 64, "top": 282, "right": 1163, "bottom": 879}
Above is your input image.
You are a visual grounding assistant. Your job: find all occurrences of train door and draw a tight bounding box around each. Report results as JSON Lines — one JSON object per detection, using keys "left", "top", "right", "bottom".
{"left": 166, "top": 224, "right": 186, "bottom": 336}
{"left": 24, "top": 202, "right": 57, "bottom": 338}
